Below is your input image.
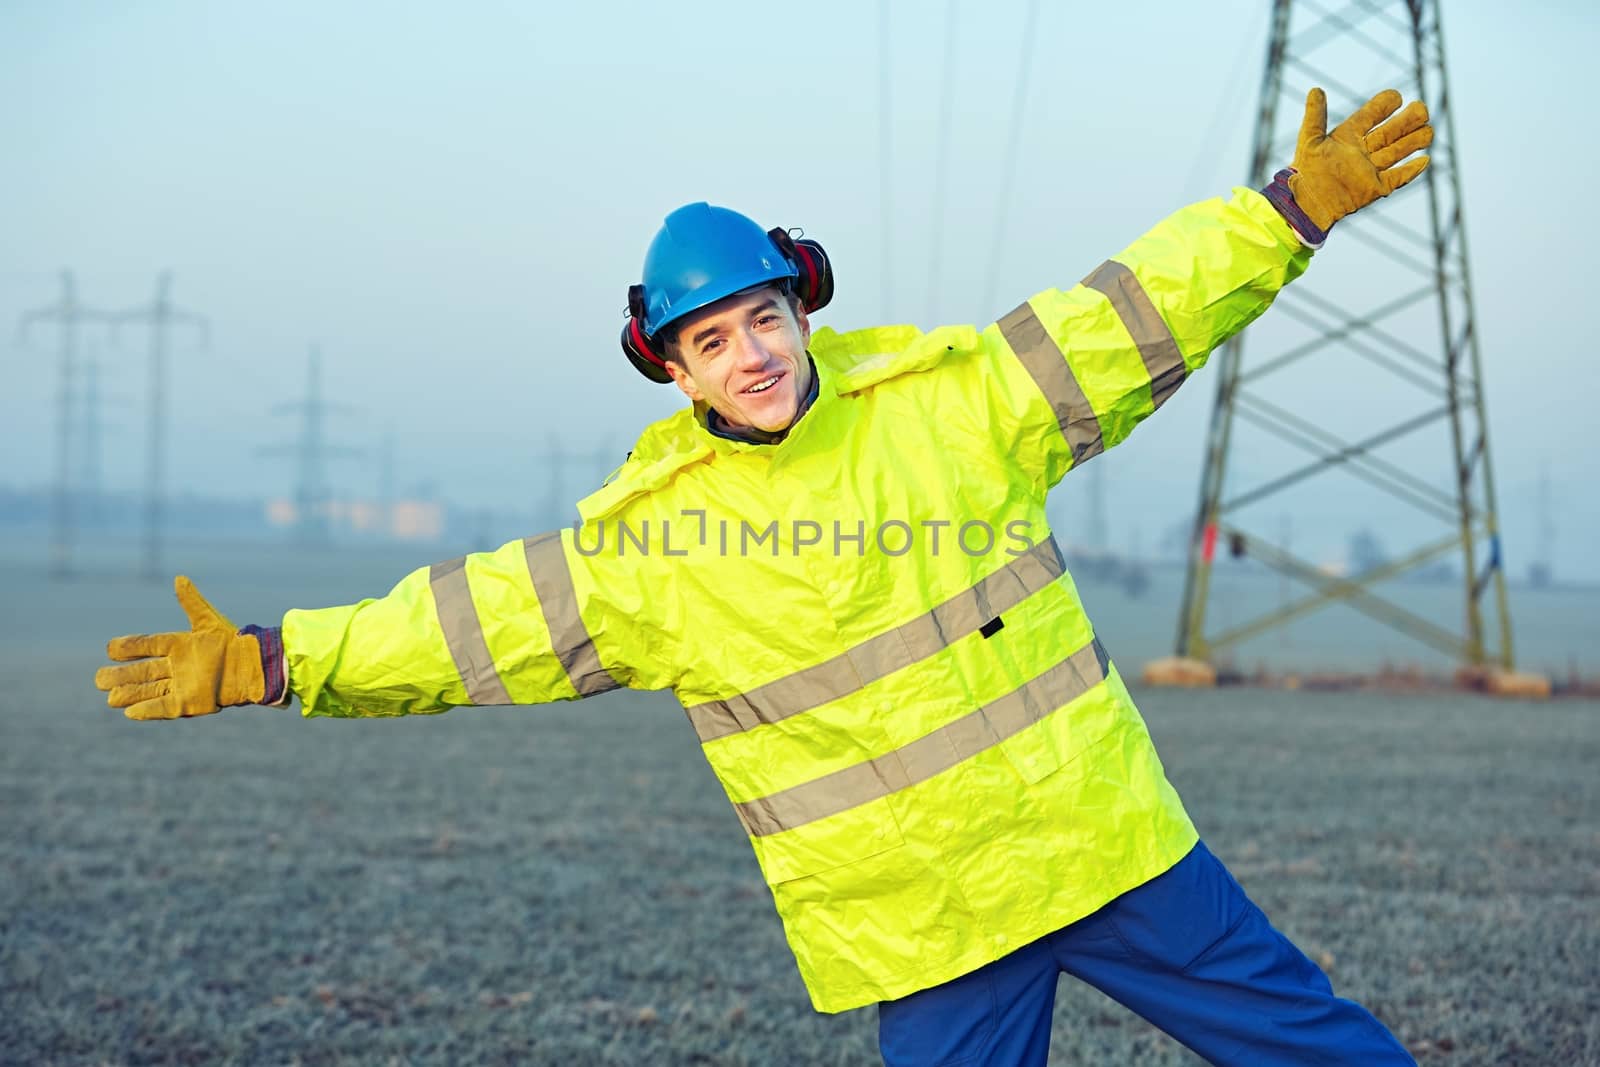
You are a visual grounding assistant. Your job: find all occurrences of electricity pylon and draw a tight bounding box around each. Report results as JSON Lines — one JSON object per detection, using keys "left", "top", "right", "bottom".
{"left": 1176, "top": 0, "right": 1513, "bottom": 669}
{"left": 530, "top": 438, "right": 623, "bottom": 531}
{"left": 378, "top": 426, "right": 395, "bottom": 539}
{"left": 113, "top": 273, "right": 208, "bottom": 581}
{"left": 17, "top": 272, "right": 110, "bottom": 579}
{"left": 261, "top": 347, "right": 361, "bottom": 544}
{"left": 79, "top": 351, "right": 110, "bottom": 527}
{"left": 1529, "top": 464, "right": 1553, "bottom": 588}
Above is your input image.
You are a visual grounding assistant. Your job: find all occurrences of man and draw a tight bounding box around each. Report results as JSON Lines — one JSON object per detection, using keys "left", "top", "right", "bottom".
{"left": 96, "top": 88, "right": 1431, "bottom": 1065}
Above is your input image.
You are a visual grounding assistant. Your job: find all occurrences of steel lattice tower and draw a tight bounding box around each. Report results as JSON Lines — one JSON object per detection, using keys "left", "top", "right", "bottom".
{"left": 1175, "top": 0, "right": 1514, "bottom": 669}
{"left": 18, "top": 272, "right": 111, "bottom": 579}
{"left": 262, "top": 348, "right": 361, "bottom": 545}
{"left": 113, "top": 273, "right": 208, "bottom": 581}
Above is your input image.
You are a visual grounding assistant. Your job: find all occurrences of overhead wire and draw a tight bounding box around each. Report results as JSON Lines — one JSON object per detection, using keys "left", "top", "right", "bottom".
{"left": 925, "top": 0, "right": 960, "bottom": 326}
{"left": 980, "top": 0, "right": 1042, "bottom": 319}
{"left": 879, "top": 0, "right": 894, "bottom": 318}
{"left": 1180, "top": 5, "right": 1268, "bottom": 202}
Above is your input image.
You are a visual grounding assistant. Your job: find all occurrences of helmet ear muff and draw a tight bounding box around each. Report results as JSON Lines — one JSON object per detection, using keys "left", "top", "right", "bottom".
{"left": 792, "top": 237, "right": 833, "bottom": 312}
{"left": 620, "top": 283, "right": 674, "bottom": 385}
{"left": 766, "top": 227, "right": 834, "bottom": 313}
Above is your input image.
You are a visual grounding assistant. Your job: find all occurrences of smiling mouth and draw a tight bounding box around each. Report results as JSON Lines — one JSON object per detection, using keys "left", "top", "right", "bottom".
{"left": 743, "top": 373, "right": 784, "bottom": 395}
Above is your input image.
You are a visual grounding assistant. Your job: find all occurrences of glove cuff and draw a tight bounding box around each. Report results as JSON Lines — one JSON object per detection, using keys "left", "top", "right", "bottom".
{"left": 1260, "top": 168, "right": 1330, "bottom": 249}
{"left": 240, "top": 624, "right": 289, "bottom": 706}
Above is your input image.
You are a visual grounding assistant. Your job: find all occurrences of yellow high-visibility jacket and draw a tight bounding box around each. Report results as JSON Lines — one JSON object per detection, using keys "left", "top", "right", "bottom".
{"left": 284, "top": 189, "right": 1311, "bottom": 1013}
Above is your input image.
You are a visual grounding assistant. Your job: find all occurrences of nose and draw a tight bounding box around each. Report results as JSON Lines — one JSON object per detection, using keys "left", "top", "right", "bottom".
{"left": 732, "top": 327, "right": 772, "bottom": 370}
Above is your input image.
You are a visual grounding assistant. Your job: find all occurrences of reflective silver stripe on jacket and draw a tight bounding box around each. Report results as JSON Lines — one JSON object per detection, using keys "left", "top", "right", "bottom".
{"left": 997, "top": 302, "right": 1105, "bottom": 464}
{"left": 523, "top": 531, "right": 623, "bottom": 697}
{"left": 684, "top": 538, "right": 1067, "bottom": 743}
{"left": 1081, "top": 259, "right": 1188, "bottom": 411}
{"left": 430, "top": 556, "right": 514, "bottom": 705}
{"left": 733, "top": 636, "right": 1112, "bottom": 838}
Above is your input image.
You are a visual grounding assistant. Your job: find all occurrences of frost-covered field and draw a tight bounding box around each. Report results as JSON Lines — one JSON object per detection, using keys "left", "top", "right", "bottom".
{"left": 3, "top": 544, "right": 1595, "bottom": 1065}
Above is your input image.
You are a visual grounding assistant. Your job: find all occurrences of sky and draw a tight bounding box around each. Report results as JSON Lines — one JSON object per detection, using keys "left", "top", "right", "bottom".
{"left": 3, "top": 0, "right": 1597, "bottom": 579}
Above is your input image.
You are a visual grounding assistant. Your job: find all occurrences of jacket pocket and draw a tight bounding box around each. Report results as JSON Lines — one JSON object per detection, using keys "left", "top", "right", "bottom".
{"left": 994, "top": 682, "right": 1128, "bottom": 786}
{"left": 749, "top": 794, "right": 907, "bottom": 885}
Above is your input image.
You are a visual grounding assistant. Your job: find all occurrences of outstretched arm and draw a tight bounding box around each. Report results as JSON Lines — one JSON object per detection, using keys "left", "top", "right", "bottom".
{"left": 985, "top": 87, "right": 1431, "bottom": 489}
{"left": 284, "top": 531, "right": 633, "bottom": 718}
{"left": 95, "top": 529, "right": 655, "bottom": 720}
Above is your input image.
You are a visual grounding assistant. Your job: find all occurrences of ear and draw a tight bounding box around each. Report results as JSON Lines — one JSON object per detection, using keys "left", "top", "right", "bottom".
{"left": 795, "top": 304, "right": 811, "bottom": 347}
{"left": 663, "top": 357, "right": 703, "bottom": 403}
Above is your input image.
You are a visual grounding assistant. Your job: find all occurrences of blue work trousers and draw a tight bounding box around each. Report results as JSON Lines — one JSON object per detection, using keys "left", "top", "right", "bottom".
{"left": 877, "top": 841, "right": 1411, "bottom": 1066}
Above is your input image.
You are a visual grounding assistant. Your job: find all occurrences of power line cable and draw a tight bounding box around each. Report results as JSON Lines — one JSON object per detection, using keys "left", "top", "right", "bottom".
{"left": 1179, "top": 7, "right": 1268, "bottom": 200}
{"left": 925, "top": 0, "right": 960, "bottom": 325}
{"left": 980, "top": 0, "right": 1042, "bottom": 318}
{"left": 878, "top": 0, "right": 894, "bottom": 318}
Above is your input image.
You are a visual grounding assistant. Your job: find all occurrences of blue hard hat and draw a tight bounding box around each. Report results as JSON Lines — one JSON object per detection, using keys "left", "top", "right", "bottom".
{"left": 639, "top": 202, "right": 798, "bottom": 336}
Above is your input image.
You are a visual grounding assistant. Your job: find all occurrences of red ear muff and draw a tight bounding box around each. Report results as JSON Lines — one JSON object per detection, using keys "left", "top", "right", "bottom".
{"left": 621, "top": 284, "right": 674, "bottom": 384}
{"left": 621, "top": 315, "right": 673, "bottom": 385}
{"left": 792, "top": 238, "right": 833, "bottom": 312}
{"left": 791, "top": 241, "right": 819, "bottom": 307}
{"left": 767, "top": 227, "right": 834, "bottom": 313}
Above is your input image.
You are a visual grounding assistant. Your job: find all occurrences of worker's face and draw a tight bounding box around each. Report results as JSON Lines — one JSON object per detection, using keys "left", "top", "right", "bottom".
{"left": 664, "top": 286, "right": 813, "bottom": 434}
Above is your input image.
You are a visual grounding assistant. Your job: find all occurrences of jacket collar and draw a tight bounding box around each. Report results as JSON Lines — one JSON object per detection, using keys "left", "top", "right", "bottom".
{"left": 578, "top": 324, "right": 977, "bottom": 523}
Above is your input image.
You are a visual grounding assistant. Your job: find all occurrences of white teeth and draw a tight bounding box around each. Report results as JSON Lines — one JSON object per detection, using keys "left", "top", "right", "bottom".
{"left": 746, "top": 376, "right": 779, "bottom": 394}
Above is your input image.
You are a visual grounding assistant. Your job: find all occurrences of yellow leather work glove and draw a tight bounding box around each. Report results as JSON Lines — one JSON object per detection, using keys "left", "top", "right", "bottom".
{"left": 94, "top": 576, "right": 266, "bottom": 721}
{"left": 1288, "top": 87, "right": 1433, "bottom": 232}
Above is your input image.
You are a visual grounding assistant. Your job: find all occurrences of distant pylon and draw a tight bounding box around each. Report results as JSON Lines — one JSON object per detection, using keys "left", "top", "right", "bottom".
{"left": 261, "top": 347, "right": 361, "bottom": 544}
{"left": 592, "top": 441, "right": 620, "bottom": 490}
{"left": 1086, "top": 459, "right": 1109, "bottom": 554}
{"left": 535, "top": 439, "right": 624, "bottom": 531}
{"left": 378, "top": 426, "right": 395, "bottom": 539}
{"left": 112, "top": 273, "right": 208, "bottom": 581}
{"left": 80, "top": 351, "right": 106, "bottom": 527}
{"left": 1175, "top": 0, "right": 1514, "bottom": 668}
{"left": 17, "top": 272, "right": 110, "bottom": 579}
{"left": 544, "top": 434, "right": 566, "bottom": 530}
{"left": 1530, "top": 464, "right": 1553, "bottom": 588}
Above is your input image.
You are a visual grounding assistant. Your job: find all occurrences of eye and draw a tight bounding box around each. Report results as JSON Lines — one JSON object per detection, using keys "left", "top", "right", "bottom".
{"left": 754, "top": 314, "right": 778, "bottom": 328}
